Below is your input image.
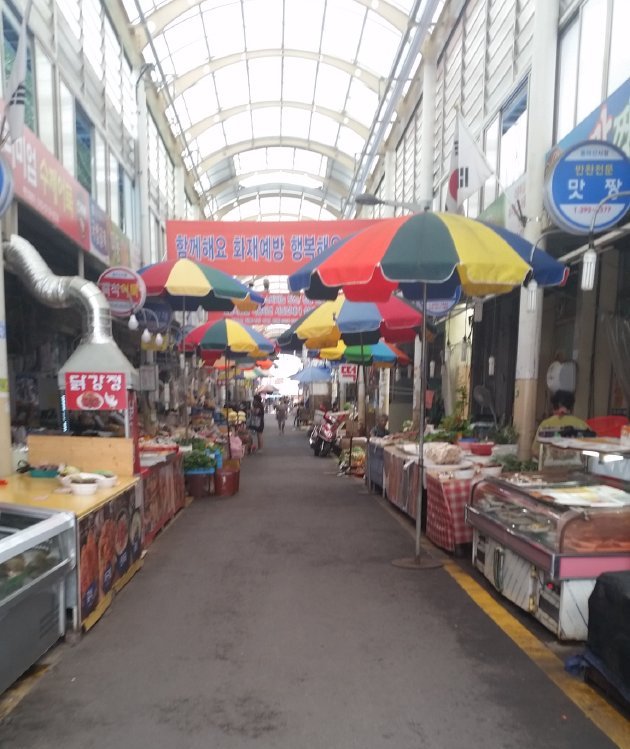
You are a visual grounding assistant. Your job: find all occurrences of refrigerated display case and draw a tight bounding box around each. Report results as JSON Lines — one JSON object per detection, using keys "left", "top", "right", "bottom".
{"left": 0, "top": 504, "right": 76, "bottom": 694}
{"left": 466, "top": 475, "right": 630, "bottom": 640}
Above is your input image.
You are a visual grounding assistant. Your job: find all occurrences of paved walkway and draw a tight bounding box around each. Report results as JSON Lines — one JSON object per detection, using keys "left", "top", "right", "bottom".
{"left": 0, "top": 429, "right": 622, "bottom": 748}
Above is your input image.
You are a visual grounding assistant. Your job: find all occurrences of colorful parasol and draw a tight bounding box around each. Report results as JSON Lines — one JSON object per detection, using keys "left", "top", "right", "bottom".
{"left": 288, "top": 212, "right": 567, "bottom": 302}
{"left": 186, "top": 318, "right": 274, "bottom": 358}
{"left": 318, "top": 340, "right": 410, "bottom": 367}
{"left": 288, "top": 212, "right": 568, "bottom": 568}
{"left": 277, "top": 294, "right": 426, "bottom": 351}
{"left": 138, "top": 259, "right": 264, "bottom": 311}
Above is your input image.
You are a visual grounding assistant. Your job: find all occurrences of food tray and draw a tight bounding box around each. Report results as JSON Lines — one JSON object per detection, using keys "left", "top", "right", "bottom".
{"left": 29, "top": 468, "right": 58, "bottom": 479}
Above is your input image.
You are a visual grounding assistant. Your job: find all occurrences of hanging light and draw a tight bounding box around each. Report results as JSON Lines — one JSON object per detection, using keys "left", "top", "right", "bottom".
{"left": 488, "top": 355, "right": 495, "bottom": 377}
{"left": 444, "top": 342, "right": 451, "bottom": 363}
{"left": 581, "top": 247, "right": 597, "bottom": 291}
{"left": 429, "top": 360, "right": 435, "bottom": 378}
{"left": 155, "top": 332, "right": 164, "bottom": 346}
{"left": 526, "top": 279, "right": 538, "bottom": 312}
{"left": 473, "top": 299, "right": 483, "bottom": 323}
{"left": 128, "top": 313, "right": 139, "bottom": 331}
{"left": 141, "top": 328, "right": 152, "bottom": 344}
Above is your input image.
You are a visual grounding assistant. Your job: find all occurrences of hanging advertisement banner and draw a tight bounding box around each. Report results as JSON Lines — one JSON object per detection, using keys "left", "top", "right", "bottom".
{"left": 64, "top": 372, "right": 128, "bottom": 411}
{"left": 2, "top": 127, "right": 90, "bottom": 251}
{"left": 98, "top": 267, "right": 147, "bottom": 317}
{"left": 166, "top": 218, "right": 379, "bottom": 275}
{"left": 544, "top": 141, "right": 630, "bottom": 235}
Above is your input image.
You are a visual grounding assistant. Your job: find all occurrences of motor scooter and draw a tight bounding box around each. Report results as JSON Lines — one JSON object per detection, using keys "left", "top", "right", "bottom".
{"left": 313, "top": 411, "right": 346, "bottom": 457}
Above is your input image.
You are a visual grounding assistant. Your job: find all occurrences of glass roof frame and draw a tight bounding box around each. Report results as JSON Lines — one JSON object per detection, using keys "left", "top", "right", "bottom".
{"left": 123, "top": 0, "right": 444, "bottom": 220}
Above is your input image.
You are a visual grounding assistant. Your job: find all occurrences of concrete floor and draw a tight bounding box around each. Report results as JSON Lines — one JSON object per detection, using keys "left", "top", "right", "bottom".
{"left": 0, "top": 429, "right": 621, "bottom": 748}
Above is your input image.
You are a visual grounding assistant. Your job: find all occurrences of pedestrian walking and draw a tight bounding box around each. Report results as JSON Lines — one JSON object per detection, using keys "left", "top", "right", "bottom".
{"left": 276, "top": 399, "right": 287, "bottom": 434}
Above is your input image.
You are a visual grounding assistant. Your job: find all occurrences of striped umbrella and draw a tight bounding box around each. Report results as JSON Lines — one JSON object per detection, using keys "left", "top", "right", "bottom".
{"left": 277, "top": 293, "right": 426, "bottom": 351}
{"left": 318, "top": 340, "right": 410, "bottom": 368}
{"left": 288, "top": 213, "right": 567, "bottom": 302}
{"left": 186, "top": 318, "right": 274, "bottom": 358}
{"left": 138, "top": 258, "right": 263, "bottom": 311}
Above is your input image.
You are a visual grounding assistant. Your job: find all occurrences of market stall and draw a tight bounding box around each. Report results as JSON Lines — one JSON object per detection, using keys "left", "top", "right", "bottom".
{"left": 0, "top": 472, "right": 141, "bottom": 632}
{"left": 383, "top": 445, "right": 420, "bottom": 519}
{"left": 0, "top": 503, "right": 76, "bottom": 695}
{"left": 466, "top": 443, "right": 630, "bottom": 640}
{"left": 140, "top": 449, "right": 186, "bottom": 546}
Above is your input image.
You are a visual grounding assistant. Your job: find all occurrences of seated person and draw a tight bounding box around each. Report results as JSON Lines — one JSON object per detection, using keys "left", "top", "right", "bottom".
{"left": 371, "top": 413, "right": 390, "bottom": 438}
{"left": 533, "top": 390, "right": 590, "bottom": 464}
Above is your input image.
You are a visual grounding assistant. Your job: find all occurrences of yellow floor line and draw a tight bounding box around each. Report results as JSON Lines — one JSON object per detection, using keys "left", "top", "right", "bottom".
{"left": 0, "top": 650, "right": 61, "bottom": 722}
{"left": 444, "top": 562, "right": 630, "bottom": 748}
{"left": 376, "top": 494, "right": 629, "bottom": 746}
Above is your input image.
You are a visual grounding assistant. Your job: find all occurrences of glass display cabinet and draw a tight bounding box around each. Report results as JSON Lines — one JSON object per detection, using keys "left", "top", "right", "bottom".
{"left": 466, "top": 475, "right": 630, "bottom": 640}
{"left": 0, "top": 504, "right": 76, "bottom": 694}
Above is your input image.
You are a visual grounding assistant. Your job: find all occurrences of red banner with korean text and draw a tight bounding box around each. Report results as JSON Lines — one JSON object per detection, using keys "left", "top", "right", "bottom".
{"left": 3, "top": 128, "right": 91, "bottom": 252}
{"left": 65, "top": 373, "right": 128, "bottom": 411}
{"left": 166, "top": 219, "right": 380, "bottom": 275}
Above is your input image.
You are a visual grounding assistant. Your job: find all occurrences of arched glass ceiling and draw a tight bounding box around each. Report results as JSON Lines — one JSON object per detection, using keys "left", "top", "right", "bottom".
{"left": 121, "top": 0, "right": 445, "bottom": 220}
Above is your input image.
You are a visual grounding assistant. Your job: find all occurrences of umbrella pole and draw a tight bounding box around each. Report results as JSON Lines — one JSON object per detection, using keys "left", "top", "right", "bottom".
{"left": 393, "top": 283, "right": 442, "bottom": 570}
{"left": 226, "top": 355, "right": 232, "bottom": 460}
{"left": 183, "top": 298, "right": 189, "bottom": 438}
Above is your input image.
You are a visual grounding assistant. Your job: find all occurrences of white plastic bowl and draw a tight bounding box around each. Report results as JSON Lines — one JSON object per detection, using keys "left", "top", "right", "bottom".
{"left": 70, "top": 481, "right": 98, "bottom": 496}
{"left": 454, "top": 468, "right": 475, "bottom": 480}
{"left": 95, "top": 474, "right": 117, "bottom": 488}
{"left": 481, "top": 464, "right": 503, "bottom": 478}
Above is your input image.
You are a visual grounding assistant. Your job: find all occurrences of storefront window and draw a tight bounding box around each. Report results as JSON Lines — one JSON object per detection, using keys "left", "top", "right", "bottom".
{"left": 576, "top": 0, "right": 607, "bottom": 123}
{"left": 94, "top": 132, "right": 107, "bottom": 210}
{"left": 75, "top": 103, "right": 94, "bottom": 193}
{"left": 34, "top": 45, "right": 55, "bottom": 154}
{"left": 555, "top": 21, "right": 579, "bottom": 141}
{"left": 499, "top": 83, "right": 528, "bottom": 189}
{"left": 59, "top": 81, "right": 75, "bottom": 176}
{"left": 109, "top": 153, "right": 120, "bottom": 225}
{"left": 483, "top": 116, "right": 499, "bottom": 208}
{"left": 2, "top": 12, "right": 36, "bottom": 134}
{"left": 607, "top": 0, "right": 630, "bottom": 96}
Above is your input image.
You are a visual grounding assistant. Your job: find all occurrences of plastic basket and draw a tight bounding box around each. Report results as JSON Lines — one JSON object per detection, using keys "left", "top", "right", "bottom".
{"left": 586, "top": 416, "right": 628, "bottom": 439}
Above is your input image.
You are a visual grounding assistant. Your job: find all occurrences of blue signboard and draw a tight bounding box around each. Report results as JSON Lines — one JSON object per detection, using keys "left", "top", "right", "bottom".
{"left": 544, "top": 140, "right": 630, "bottom": 235}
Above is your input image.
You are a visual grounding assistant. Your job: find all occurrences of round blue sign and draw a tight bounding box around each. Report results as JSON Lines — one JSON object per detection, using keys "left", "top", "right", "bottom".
{"left": 544, "top": 140, "right": 630, "bottom": 235}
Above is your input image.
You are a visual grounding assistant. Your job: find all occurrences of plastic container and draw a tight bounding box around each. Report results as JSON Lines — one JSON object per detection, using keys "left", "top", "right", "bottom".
{"left": 480, "top": 464, "right": 503, "bottom": 477}
{"left": 215, "top": 460, "right": 240, "bottom": 496}
{"left": 454, "top": 468, "right": 475, "bottom": 480}
{"left": 470, "top": 442, "right": 494, "bottom": 456}
{"left": 29, "top": 467, "right": 58, "bottom": 479}
{"left": 70, "top": 481, "right": 98, "bottom": 496}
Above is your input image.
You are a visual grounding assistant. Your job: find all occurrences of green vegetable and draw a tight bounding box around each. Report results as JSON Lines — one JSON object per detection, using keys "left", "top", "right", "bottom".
{"left": 183, "top": 450, "right": 215, "bottom": 471}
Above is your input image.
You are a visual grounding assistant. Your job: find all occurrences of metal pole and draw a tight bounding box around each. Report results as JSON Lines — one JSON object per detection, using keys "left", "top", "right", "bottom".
{"left": 0, "top": 233, "right": 13, "bottom": 476}
{"left": 415, "top": 283, "right": 428, "bottom": 557}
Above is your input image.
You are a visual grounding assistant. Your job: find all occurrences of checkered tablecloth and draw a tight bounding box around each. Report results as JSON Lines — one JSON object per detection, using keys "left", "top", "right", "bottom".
{"left": 426, "top": 472, "right": 473, "bottom": 552}
{"left": 383, "top": 447, "right": 420, "bottom": 519}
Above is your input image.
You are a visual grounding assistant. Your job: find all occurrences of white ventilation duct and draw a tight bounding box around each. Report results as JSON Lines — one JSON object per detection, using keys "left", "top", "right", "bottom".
{"left": 3, "top": 234, "right": 138, "bottom": 389}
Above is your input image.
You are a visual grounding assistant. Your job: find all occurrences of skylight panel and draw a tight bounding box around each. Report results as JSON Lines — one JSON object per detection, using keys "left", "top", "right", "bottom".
{"left": 283, "top": 0, "right": 325, "bottom": 52}
{"left": 321, "top": 1, "right": 364, "bottom": 60}
{"left": 249, "top": 58, "right": 282, "bottom": 103}
{"left": 203, "top": 3, "right": 246, "bottom": 58}
{"left": 169, "top": 37, "right": 210, "bottom": 74}
{"left": 214, "top": 62, "right": 249, "bottom": 110}
{"left": 179, "top": 80, "right": 219, "bottom": 127}
{"left": 244, "top": 0, "right": 283, "bottom": 51}
{"left": 282, "top": 58, "right": 317, "bottom": 104}
{"left": 294, "top": 149, "right": 326, "bottom": 176}
{"left": 266, "top": 147, "right": 296, "bottom": 170}
{"left": 281, "top": 108, "right": 312, "bottom": 139}
{"left": 357, "top": 11, "right": 399, "bottom": 76}
{"left": 345, "top": 78, "right": 378, "bottom": 125}
{"left": 310, "top": 112, "right": 340, "bottom": 146}
{"left": 235, "top": 149, "right": 269, "bottom": 174}
{"left": 337, "top": 126, "right": 364, "bottom": 160}
{"left": 314, "top": 65, "right": 351, "bottom": 111}
{"left": 251, "top": 107, "right": 282, "bottom": 139}
{"left": 194, "top": 123, "right": 227, "bottom": 157}
{"left": 223, "top": 111, "right": 253, "bottom": 145}
{"left": 240, "top": 171, "right": 323, "bottom": 189}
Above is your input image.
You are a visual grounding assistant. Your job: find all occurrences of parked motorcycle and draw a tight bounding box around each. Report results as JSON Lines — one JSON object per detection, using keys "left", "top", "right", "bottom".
{"left": 312, "top": 411, "right": 346, "bottom": 457}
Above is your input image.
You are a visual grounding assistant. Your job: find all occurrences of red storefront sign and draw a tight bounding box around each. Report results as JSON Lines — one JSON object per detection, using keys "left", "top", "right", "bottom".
{"left": 97, "top": 267, "right": 146, "bottom": 317}
{"left": 339, "top": 364, "right": 358, "bottom": 383}
{"left": 166, "top": 218, "right": 380, "bottom": 275}
{"left": 3, "top": 128, "right": 90, "bottom": 252}
{"left": 232, "top": 293, "right": 319, "bottom": 325}
{"left": 65, "top": 373, "right": 128, "bottom": 411}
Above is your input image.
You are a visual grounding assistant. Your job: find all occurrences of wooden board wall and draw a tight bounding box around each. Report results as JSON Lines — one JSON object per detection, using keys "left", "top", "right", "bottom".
{"left": 28, "top": 436, "right": 135, "bottom": 475}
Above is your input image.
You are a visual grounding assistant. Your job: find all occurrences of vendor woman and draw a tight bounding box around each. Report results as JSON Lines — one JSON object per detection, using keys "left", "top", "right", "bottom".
{"left": 532, "top": 390, "right": 590, "bottom": 460}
